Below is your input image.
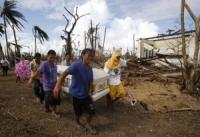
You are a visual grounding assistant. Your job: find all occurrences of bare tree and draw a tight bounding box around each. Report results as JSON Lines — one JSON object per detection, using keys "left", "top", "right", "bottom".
{"left": 61, "top": 7, "right": 88, "bottom": 62}
{"left": 102, "top": 26, "right": 106, "bottom": 53}
{"left": 181, "top": 0, "right": 200, "bottom": 93}
{"left": 86, "top": 21, "right": 100, "bottom": 50}
{"left": 84, "top": 32, "right": 87, "bottom": 49}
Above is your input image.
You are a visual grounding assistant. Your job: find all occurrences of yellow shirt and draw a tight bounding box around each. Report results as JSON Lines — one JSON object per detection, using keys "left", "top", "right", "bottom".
{"left": 31, "top": 59, "right": 41, "bottom": 80}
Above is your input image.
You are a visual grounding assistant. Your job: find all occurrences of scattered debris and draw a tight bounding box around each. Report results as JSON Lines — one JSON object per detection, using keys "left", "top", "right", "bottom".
{"left": 122, "top": 57, "right": 182, "bottom": 85}
{"left": 7, "top": 110, "right": 19, "bottom": 121}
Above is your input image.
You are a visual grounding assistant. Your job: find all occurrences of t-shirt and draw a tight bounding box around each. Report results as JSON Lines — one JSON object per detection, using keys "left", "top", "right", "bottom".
{"left": 104, "top": 59, "right": 127, "bottom": 85}
{"left": 1, "top": 59, "right": 9, "bottom": 67}
{"left": 66, "top": 60, "right": 93, "bottom": 99}
{"left": 30, "top": 59, "right": 41, "bottom": 80}
{"left": 38, "top": 61, "right": 57, "bottom": 92}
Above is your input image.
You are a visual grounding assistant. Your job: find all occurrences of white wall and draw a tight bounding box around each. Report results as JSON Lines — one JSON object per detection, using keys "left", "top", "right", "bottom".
{"left": 137, "top": 35, "right": 196, "bottom": 59}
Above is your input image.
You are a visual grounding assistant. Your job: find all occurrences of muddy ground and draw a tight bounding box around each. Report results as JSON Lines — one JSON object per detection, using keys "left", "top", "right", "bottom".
{"left": 0, "top": 71, "right": 200, "bottom": 137}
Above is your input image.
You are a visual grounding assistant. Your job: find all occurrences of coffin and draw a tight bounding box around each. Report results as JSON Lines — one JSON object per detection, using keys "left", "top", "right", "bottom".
{"left": 57, "top": 65, "right": 109, "bottom": 101}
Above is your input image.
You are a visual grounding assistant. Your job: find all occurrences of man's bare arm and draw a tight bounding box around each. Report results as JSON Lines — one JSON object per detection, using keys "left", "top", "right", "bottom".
{"left": 53, "top": 70, "right": 69, "bottom": 96}
{"left": 28, "top": 71, "right": 41, "bottom": 86}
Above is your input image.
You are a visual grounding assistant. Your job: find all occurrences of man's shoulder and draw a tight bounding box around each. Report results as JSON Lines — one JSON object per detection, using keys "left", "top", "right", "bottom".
{"left": 39, "top": 61, "right": 48, "bottom": 68}
{"left": 41, "top": 61, "right": 48, "bottom": 65}
{"left": 71, "top": 60, "right": 82, "bottom": 66}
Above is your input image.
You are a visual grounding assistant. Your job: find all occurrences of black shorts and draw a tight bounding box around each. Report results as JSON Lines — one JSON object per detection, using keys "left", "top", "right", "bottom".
{"left": 44, "top": 92, "right": 61, "bottom": 106}
{"left": 73, "top": 96, "right": 95, "bottom": 117}
{"left": 2, "top": 66, "right": 8, "bottom": 71}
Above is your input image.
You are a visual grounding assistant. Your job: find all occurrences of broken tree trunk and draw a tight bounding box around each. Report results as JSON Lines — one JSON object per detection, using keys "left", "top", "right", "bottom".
{"left": 180, "top": 0, "right": 200, "bottom": 93}
{"left": 62, "top": 7, "right": 88, "bottom": 62}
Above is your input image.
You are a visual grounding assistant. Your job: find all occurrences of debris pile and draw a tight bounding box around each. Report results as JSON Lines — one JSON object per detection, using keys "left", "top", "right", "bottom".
{"left": 122, "top": 57, "right": 182, "bottom": 86}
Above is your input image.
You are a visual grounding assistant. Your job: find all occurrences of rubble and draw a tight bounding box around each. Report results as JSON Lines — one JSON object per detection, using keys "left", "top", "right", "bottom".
{"left": 121, "top": 57, "right": 182, "bottom": 86}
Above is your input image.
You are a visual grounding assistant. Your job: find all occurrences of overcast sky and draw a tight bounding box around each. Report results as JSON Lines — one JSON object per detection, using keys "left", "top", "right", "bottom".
{"left": 0, "top": 0, "right": 200, "bottom": 54}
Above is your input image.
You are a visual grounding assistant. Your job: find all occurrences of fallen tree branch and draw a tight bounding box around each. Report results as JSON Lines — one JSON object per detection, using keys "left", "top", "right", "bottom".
{"left": 150, "top": 93, "right": 176, "bottom": 98}
{"left": 165, "top": 108, "right": 193, "bottom": 113}
{"left": 7, "top": 111, "right": 19, "bottom": 121}
{"left": 163, "top": 58, "right": 181, "bottom": 70}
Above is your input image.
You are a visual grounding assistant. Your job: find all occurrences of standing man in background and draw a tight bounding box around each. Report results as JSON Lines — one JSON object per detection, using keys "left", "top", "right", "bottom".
{"left": 61, "top": 54, "right": 72, "bottom": 66}
{"left": 1, "top": 57, "right": 9, "bottom": 76}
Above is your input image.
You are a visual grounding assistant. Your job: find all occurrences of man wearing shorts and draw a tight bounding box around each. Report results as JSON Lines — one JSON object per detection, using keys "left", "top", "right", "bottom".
{"left": 54, "top": 48, "right": 97, "bottom": 134}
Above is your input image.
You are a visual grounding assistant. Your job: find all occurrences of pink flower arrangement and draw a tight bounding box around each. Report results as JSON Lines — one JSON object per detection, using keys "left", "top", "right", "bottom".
{"left": 15, "top": 60, "right": 31, "bottom": 80}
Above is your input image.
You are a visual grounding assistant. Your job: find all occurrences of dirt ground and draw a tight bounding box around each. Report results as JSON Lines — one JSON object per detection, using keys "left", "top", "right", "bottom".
{"left": 126, "top": 80, "right": 200, "bottom": 112}
{"left": 0, "top": 71, "right": 200, "bottom": 137}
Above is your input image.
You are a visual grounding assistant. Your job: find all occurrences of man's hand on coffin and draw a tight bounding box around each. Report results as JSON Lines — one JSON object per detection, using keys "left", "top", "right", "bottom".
{"left": 126, "top": 58, "right": 132, "bottom": 62}
{"left": 113, "top": 69, "right": 119, "bottom": 74}
{"left": 53, "top": 86, "right": 60, "bottom": 98}
{"left": 32, "top": 70, "right": 41, "bottom": 79}
{"left": 27, "top": 77, "right": 33, "bottom": 88}
{"left": 53, "top": 70, "right": 69, "bottom": 98}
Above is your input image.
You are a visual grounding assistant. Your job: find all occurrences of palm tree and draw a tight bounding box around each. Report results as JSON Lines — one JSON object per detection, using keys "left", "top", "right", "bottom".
{"left": 1, "top": 0, "right": 26, "bottom": 58}
{"left": 0, "top": 24, "right": 5, "bottom": 58}
{"left": 0, "top": 23, "right": 4, "bottom": 37}
{"left": 0, "top": 43, "right": 4, "bottom": 59}
{"left": 32, "top": 26, "right": 49, "bottom": 54}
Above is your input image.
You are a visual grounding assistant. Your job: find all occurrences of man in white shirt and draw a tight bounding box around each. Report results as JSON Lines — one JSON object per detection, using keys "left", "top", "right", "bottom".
{"left": 1, "top": 58, "right": 9, "bottom": 76}
{"left": 61, "top": 54, "right": 72, "bottom": 66}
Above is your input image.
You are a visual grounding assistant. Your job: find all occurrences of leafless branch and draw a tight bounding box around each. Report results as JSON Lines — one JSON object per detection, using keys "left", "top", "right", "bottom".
{"left": 64, "top": 7, "right": 76, "bottom": 19}
{"left": 75, "top": 7, "right": 78, "bottom": 18}
{"left": 79, "top": 13, "right": 90, "bottom": 18}
{"left": 163, "top": 58, "right": 181, "bottom": 70}
{"left": 63, "top": 14, "right": 69, "bottom": 32}
{"left": 63, "top": 7, "right": 89, "bottom": 34}
{"left": 62, "top": 6, "right": 89, "bottom": 58}
{"left": 184, "top": 3, "right": 197, "bottom": 22}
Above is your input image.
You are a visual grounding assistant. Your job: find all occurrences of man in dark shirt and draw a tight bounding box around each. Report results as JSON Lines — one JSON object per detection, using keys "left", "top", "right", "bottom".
{"left": 54, "top": 48, "right": 97, "bottom": 134}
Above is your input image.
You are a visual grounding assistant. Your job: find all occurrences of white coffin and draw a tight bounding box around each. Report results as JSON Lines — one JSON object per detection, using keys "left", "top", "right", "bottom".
{"left": 57, "top": 65, "right": 109, "bottom": 101}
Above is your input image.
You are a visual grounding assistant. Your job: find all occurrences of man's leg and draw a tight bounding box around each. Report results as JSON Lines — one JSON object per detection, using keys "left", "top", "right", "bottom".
{"left": 84, "top": 96, "right": 97, "bottom": 135}
{"left": 16, "top": 76, "right": 20, "bottom": 83}
{"left": 33, "top": 79, "right": 41, "bottom": 101}
{"left": 2, "top": 67, "right": 5, "bottom": 76}
{"left": 44, "top": 92, "right": 51, "bottom": 112}
{"left": 85, "top": 114, "right": 93, "bottom": 126}
{"left": 107, "top": 85, "right": 117, "bottom": 109}
{"left": 75, "top": 116, "right": 82, "bottom": 125}
{"left": 52, "top": 105, "right": 60, "bottom": 118}
{"left": 5, "top": 67, "right": 8, "bottom": 76}
{"left": 107, "top": 84, "right": 124, "bottom": 109}
{"left": 75, "top": 115, "right": 87, "bottom": 133}
{"left": 51, "top": 93, "right": 61, "bottom": 118}
{"left": 40, "top": 84, "right": 45, "bottom": 104}
{"left": 106, "top": 94, "right": 117, "bottom": 110}
{"left": 45, "top": 103, "right": 51, "bottom": 112}
{"left": 106, "top": 94, "right": 112, "bottom": 107}
{"left": 84, "top": 116, "right": 97, "bottom": 135}
{"left": 0, "top": 67, "right": 2, "bottom": 75}
{"left": 73, "top": 97, "right": 84, "bottom": 127}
